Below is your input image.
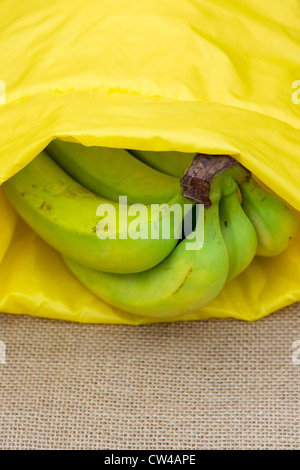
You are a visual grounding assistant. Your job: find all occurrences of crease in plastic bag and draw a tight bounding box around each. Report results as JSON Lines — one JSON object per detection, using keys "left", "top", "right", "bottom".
{"left": 0, "top": 0, "right": 300, "bottom": 323}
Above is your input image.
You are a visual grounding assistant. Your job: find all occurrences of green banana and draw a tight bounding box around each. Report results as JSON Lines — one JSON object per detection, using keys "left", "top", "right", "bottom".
{"left": 63, "top": 158, "right": 248, "bottom": 318}
{"left": 64, "top": 178, "right": 228, "bottom": 318}
{"left": 128, "top": 149, "right": 196, "bottom": 178}
{"left": 46, "top": 140, "right": 179, "bottom": 204}
{"left": 2, "top": 151, "right": 191, "bottom": 273}
{"left": 219, "top": 188, "right": 258, "bottom": 281}
{"left": 237, "top": 177, "right": 298, "bottom": 257}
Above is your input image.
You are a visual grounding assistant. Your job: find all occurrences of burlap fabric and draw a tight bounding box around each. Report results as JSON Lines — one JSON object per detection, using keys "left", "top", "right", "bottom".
{"left": 0, "top": 303, "right": 299, "bottom": 450}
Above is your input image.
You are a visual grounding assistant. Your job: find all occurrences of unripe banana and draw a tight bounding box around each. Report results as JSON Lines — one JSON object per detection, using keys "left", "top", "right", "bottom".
{"left": 219, "top": 188, "right": 257, "bottom": 281}
{"left": 2, "top": 152, "right": 191, "bottom": 273}
{"left": 64, "top": 191, "right": 228, "bottom": 318}
{"left": 128, "top": 149, "right": 196, "bottom": 178}
{"left": 238, "top": 177, "right": 298, "bottom": 257}
{"left": 64, "top": 157, "right": 252, "bottom": 318}
{"left": 46, "top": 140, "right": 179, "bottom": 205}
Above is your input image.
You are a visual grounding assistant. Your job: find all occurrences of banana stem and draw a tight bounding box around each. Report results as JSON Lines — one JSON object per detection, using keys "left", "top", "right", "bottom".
{"left": 180, "top": 154, "right": 249, "bottom": 206}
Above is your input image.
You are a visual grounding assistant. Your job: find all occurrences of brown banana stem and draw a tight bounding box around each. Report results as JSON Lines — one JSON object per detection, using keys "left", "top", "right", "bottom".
{"left": 180, "top": 154, "right": 246, "bottom": 208}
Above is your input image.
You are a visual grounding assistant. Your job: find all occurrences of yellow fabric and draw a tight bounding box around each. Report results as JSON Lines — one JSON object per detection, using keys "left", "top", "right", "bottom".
{"left": 0, "top": 0, "right": 299, "bottom": 323}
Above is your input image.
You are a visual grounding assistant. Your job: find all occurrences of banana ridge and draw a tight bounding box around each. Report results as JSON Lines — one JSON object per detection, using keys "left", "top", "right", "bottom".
{"left": 219, "top": 187, "right": 258, "bottom": 281}
{"left": 236, "top": 176, "right": 298, "bottom": 257}
{"left": 46, "top": 140, "right": 180, "bottom": 204}
{"left": 128, "top": 149, "right": 196, "bottom": 178}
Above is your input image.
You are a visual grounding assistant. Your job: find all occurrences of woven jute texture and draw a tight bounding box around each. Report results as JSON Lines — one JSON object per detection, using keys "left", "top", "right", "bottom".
{"left": 0, "top": 304, "right": 299, "bottom": 450}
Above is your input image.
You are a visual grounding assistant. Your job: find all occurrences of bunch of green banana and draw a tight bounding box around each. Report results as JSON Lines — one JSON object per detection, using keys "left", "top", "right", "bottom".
{"left": 62, "top": 156, "right": 257, "bottom": 317}
{"left": 64, "top": 154, "right": 297, "bottom": 317}
{"left": 1, "top": 142, "right": 298, "bottom": 318}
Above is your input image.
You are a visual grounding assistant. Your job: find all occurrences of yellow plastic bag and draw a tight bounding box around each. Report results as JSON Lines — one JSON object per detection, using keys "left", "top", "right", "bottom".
{"left": 0, "top": 0, "right": 300, "bottom": 323}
